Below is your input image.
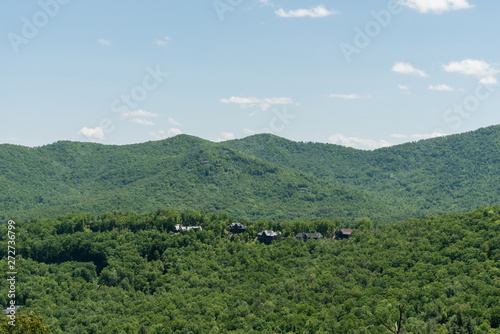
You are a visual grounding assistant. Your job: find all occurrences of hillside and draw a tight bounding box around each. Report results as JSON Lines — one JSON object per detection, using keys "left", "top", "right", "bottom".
{"left": 226, "top": 125, "right": 500, "bottom": 219}
{"left": 2, "top": 206, "right": 500, "bottom": 333}
{"left": 0, "top": 136, "right": 384, "bottom": 221}
{"left": 1, "top": 125, "right": 500, "bottom": 222}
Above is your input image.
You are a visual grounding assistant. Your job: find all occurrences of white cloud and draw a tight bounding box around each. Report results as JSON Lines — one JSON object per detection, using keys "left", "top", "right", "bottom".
{"left": 215, "top": 132, "right": 236, "bottom": 142}
{"left": 327, "top": 93, "right": 370, "bottom": 99}
{"left": 168, "top": 117, "right": 181, "bottom": 126}
{"left": 150, "top": 128, "right": 182, "bottom": 140}
{"left": 155, "top": 36, "right": 172, "bottom": 46}
{"left": 97, "top": 39, "right": 112, "bottom": 46}
{"left": 429, "top": 84, "right": 454, "bottom": 91}
{"left": 78, "top": 127, "right": 105, "bottom": 140}
{"left": 442, "top": 59, "right": 498, "bottom": 84}
{"left": 168, "top": 128, "right": 182, "bottom": 136}
{"left": 220, "top": 96, "right": 294, "bottom": 111}
{"left": 401, "top": 0, "right": 474, "bottom": 14}
{"left": 411, "top": 132, "right": 447, "bottom": 140}
{"left": 120, "top": 110, "right": 160, "bottom": 118}
{"left": 131, "top": 118, "right": 155, "bottom": 126}
{"left": 328, "top": 134, "right": 391, "bottom": 150}
{"left": 243, "top": 128, "right": 259, "bottom": 135}
{"left": 392, "top": 62, "right": 428, "bottom": 77}
{"left": 275, "top": 5, "right": 339, "bottom": 18}
{"left": 258, "top": 0, "right": 273, "bottom": 5}
{"left": 398, "top": 84, "right": 409, "bottom": 90}
{"left": 391, "top": 132, "right": 448, "bottom": 140}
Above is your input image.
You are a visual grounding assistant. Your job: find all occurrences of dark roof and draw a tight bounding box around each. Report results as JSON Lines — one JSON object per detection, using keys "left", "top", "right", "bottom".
{"left": 229, "top": 223, "right": 246, "bottom": 229}
{"left": 257, "top": 230, "right": 280, "bottom": 237}
{"left": 295, "top": 232, "right": 323, "bottom": 239}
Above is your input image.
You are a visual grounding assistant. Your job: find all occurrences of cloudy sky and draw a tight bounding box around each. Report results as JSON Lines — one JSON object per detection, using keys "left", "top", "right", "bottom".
{"left": 1, "top": 0, "right": 499, "bottom": 149}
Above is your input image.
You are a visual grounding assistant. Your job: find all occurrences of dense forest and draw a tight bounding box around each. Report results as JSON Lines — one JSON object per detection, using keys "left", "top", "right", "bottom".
{"left": 1, "top": 206, "right": 500, "bottom": 333}
{"left": 1, "top": 125, "right": 500, "bottom": 222}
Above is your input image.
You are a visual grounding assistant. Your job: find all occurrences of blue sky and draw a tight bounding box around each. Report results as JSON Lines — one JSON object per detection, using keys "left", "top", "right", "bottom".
{"left": 1, "top": 0, "right": 499, "bottom": 149}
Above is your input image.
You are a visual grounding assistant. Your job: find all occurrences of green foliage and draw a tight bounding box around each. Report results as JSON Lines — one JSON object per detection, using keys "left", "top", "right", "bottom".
{"left": 2, "top": 125, "right": 500, "bottom": 222}
{"left": 0, "top": 136, "right": 385, "bottom": 222}
{"left": 1, "top": 311, "right": 52, "bottom": 333}
{"left": 1, "top": 206, "right": 500, "bottom": 333}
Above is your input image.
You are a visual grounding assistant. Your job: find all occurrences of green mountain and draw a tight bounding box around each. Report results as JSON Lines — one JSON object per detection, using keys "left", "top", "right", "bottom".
{"left": 1, "top": 125, "right": 500, "bottom": 221}
{"left": 2, "top": 205, "right": 500, "bottom": 333}
{"left": 226, "top": 124, "right": 500, "bottom": 219}
{"left": 0, "top": 135, "right": 384, "bottom": 221}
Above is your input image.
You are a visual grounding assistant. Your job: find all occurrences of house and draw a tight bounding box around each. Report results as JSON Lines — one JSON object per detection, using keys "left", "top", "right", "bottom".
{"left": 295, "top": 232, "right": 323, "bottom": 241}
{"left": 173, "top": 224, "right": 203, "bottom": 232}
{"left": 257, "top": 230, "right": 281, "bottom": 244}
{"left": 335, "top": 228, "right": 353, "bottom": 240}
{"left": 228, "top": 223, "right": 246, "bottom": 233}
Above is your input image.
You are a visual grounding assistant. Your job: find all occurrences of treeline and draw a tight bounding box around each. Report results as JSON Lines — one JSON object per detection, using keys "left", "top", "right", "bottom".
{"left": 1, "top": 206, "right": 500, "bottom": 333}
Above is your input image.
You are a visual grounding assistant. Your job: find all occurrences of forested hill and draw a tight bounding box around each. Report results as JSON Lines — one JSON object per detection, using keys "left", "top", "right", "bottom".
{"left": 0, "top": 136, "right": 384, "bottom": 221}
{"left": 1, "top": 205, "right": 500, "bottom": 333}
{"left": 226, "top": 124, "right": 500, "bottom": 219}
{"left": 1, "top": 125, "right": 500, "bottom": 221}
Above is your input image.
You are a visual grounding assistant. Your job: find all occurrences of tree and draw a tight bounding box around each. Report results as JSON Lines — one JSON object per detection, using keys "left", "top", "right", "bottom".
{"left": 379, "top": 304, "right": 405, "bottom": 334}
{"left": 0, "top": 311, "right": 51, "bottom": 333}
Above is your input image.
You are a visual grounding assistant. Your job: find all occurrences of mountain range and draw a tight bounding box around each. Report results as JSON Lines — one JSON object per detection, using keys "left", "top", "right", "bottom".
{"left": 1, "top": 124, "right": 499, "bottom": 222}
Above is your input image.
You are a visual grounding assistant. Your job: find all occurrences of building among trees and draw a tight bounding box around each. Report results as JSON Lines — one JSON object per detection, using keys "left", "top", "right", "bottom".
{"left": 295, "top": 232, "right": 323, "bottom": 241}
{"left": 257, "top": 230, "right": 280, "bottom": 244}
{"left": 335, "top": 228, "right": 353, "bottom": 240}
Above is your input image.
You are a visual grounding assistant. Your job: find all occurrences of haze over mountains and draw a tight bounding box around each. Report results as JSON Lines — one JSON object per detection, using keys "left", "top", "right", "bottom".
{"left": 1, "top": 125, "right": 499, "bottom": 222}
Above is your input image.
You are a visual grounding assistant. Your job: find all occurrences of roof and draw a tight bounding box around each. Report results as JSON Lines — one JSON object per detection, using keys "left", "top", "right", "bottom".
{"left": 339, "top": 229, "right": 353, "bottom": 235}
{"left": 229, "top": 223, "right": 246, "bottom": 229}
{"left": 257, "top": 230, "right": 280, "bottom": 237}
{"left": 295, "top": 232, "right": 323, "bottom": 239}
{"left": 174, "top": 224, "right": 202, "bottom": 232}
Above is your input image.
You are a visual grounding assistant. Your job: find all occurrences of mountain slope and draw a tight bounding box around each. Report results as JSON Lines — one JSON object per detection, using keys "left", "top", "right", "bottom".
{"left": 225, "top": 125, "right": 500, "bottom": 219}
{"left": 0, "top": 136, "right": 385, "bottom": 221}
{"left": 1, "top": 125, "right": 500, "bottom": 221}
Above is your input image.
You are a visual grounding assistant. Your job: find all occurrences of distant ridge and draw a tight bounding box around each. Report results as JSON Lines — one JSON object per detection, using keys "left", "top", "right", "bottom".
{"left": 1, "top": 125, "right": 499, "bottom": 221}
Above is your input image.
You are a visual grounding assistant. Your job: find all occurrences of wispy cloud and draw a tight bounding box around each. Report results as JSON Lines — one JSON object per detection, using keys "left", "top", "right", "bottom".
{"left": 401, "top": 0, "right": 474, "bottom": 14}
{"left": 97, "top": 38, "right": 112, "bottom": 46}
{"left": 168, "top": 117, "right": 181, "bottom": 126}
{"left": 275, "top": 5, "right": 339, "bottom": 18}
{"left": 120, "top": 110, "right": 160, "bottom": 118}
{"left": 257, "top": 0, "right": 273, "bottom": 6}
{"left": 243, "top": 128, "right": 259, "bottom": 135}
{"left": 442, "top": 59, "right": 498, "bottom": 84}
{"left": 429, "top": 84, "right": 454, "bottom": 91}
{"left": 220, "top": 96, "right": 294, "bottom": 111}
{"left": 149, "top": 128, "right": 182, "bottom": 140}
{"left": 391, "top": 133, "right": 408, "bottom": 139}
{"left": 328, "top": 133, "right": 391, "bottom": 150}
{"left": 392, "top": 62, "right": 428, "bottom": 77}
{"left": 327, "top": 93, "right": 370, "bottom": 99}
{"left": 398, "top": 84, "right": 409, "bottom": 90}
{"left": 155, "top": 36, "right": 172, "bottom": 46}
{"left": 131, "top": 118, "right": 155, "bottom": 126}
{"left": 215, "top": 132, "right": 236, "bottom": 142}
{"left": 78, "top": 127, "right": 105, "bottom": 140}
{"left": 168, "top": 128, "right": 182, "bottom": 136}
{"left": 391, "top": 132, "right": 448, "bottom": 140}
